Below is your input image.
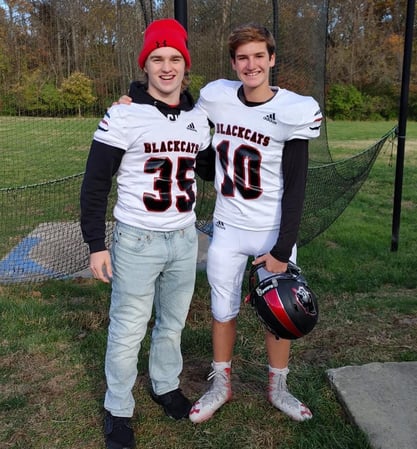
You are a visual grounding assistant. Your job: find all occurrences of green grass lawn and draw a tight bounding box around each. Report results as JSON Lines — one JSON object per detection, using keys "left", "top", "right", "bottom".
{"left": 0, "top": 120, "right": 417, "bottom": 448}
{"left": 0, "top": 116, "right": 98, "bottom": 187}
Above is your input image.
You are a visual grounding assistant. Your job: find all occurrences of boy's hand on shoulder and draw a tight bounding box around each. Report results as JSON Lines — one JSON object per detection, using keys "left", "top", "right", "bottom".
{"left": 112, "top": 95, "right": 132, "bottom": 106}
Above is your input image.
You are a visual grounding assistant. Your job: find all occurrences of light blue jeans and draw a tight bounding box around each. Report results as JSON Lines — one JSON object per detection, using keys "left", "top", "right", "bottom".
{"left": 104, "top": 221, "right": 198, "bottom": 417}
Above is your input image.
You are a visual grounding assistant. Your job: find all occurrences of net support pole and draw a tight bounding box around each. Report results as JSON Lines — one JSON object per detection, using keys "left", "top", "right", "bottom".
{"left": 271, "top": 0, "right": 278, "bottom": 85}
{"left": 174, "top": 0, "right": 188, "bottom": 30}
{"left": 391, "top": 0, "right": 415, "bottom": 252}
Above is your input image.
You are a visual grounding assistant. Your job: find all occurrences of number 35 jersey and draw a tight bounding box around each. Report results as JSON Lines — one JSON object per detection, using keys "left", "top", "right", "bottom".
{"left": 196, "top": 79, "right": 322, "bottom": 231}
{"left": 93, "top": 103, "right": 211, "bottom": 231}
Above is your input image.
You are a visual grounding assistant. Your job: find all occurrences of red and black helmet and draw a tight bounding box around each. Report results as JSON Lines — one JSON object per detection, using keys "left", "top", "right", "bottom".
{"left": 246, "top": 261, "right": 318, "bottom": 340}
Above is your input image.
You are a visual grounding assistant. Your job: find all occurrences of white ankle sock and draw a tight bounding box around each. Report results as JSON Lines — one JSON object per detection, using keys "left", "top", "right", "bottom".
{"left": 213, "top": 360, "right": 232, "bottom": 371}
{"left": 269, "top": 365, "right": 289, "bottom": 378}
{"left": 268, "top": 365, "right": 312, "bottom": 421}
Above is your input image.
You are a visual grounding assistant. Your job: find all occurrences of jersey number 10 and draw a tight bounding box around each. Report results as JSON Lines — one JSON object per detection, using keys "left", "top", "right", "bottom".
{"left": 217, "top": 141, "right": 263, "bottom": 199}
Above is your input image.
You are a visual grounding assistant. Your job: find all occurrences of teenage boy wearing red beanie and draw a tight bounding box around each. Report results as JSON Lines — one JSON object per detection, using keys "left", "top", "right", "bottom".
{"left": 80, "top": 18, "right": 211, "bottom": 449}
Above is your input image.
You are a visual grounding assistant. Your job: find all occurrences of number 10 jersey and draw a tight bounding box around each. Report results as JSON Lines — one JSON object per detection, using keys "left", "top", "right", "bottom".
{"left": 196, "top": 79, "right": 322, "bottom": 231}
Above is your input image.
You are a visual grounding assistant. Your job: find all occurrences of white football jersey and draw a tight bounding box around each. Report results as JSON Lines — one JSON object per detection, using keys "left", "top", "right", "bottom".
{"left": 196, "top": 79, "right": 322, "bottom": 230}
{"left": 93, "top": 103, "right": 211, "bottom": 231}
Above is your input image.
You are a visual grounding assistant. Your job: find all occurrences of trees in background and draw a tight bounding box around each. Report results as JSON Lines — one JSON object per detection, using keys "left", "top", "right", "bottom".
{"left": 0, "top": 0, "right": 149, "bottom": 113}
{"left": 0, "top": 0, "right": 415, "bottom": 119}
{"left": 326, "top": 0, "right": 414, "bottom": 119}
{"left": 61, "top": 72, "right": 96, "bottom": 116}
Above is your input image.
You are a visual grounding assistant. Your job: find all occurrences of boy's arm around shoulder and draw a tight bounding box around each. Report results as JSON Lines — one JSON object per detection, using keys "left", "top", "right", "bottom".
{"left": 195, "top": 143, "right": 215, "bottom": 181}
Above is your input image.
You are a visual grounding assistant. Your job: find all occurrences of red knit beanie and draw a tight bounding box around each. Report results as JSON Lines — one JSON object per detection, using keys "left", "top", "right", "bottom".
{"left": 138, "top": 19, "right": 191, "bottom": 69}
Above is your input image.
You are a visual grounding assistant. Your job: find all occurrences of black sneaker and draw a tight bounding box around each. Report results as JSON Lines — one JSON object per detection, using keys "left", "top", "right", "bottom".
{"left": 150, "top": 388, "right": 192, "bottom": 420}
{"left": 104, "top": 411, "right": 135, "bottom": 449}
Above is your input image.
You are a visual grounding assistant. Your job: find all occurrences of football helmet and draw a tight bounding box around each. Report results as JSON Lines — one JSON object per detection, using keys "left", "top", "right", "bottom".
{"left": 246, "top": 261, "right": 318, "bottom": 340}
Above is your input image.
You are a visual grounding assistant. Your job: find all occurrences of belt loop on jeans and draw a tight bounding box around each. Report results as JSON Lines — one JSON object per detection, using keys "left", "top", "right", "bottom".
{"left": 164, "top": 230, "right": 174, "bottom": 240}
{"left": 164, "top": 228, "right": 186, "bottom": 239}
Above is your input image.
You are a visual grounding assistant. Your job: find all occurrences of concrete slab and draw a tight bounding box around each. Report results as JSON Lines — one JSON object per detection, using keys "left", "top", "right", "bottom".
{"left": 327, "top": 361, "right": 417, "bottom": 449}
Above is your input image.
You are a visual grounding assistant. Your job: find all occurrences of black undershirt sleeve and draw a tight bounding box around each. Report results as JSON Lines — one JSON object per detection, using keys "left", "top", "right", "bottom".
{"left": 195, "top": 118, "right": 215, "bottom": 181}
{"left": 80, "top": 140, "right": 124, "bottom": 253}
{"left": 269, "top": 139, "right": 309, "bottom": 263}
{"left": 195, "top": 144, "right": 216, "bottom": 181}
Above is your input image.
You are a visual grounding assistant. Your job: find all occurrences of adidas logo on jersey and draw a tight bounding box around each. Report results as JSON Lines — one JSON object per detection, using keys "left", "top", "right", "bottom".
{"left": 263, "top": 113, "right": 277, "bottom": 124}
{"left": 215, "top": 220, "right": 226, "bottom": 230}
{"left": 187, "top": 122, "right": 197, "bottom": 132}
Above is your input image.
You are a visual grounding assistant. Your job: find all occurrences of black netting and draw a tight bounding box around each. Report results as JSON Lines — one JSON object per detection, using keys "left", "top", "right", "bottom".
{"left": 0, "top": 0, "right": 395, "bottom": 283}
{"left": 298, "top": 128, "right": 396, "bottom": 246}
